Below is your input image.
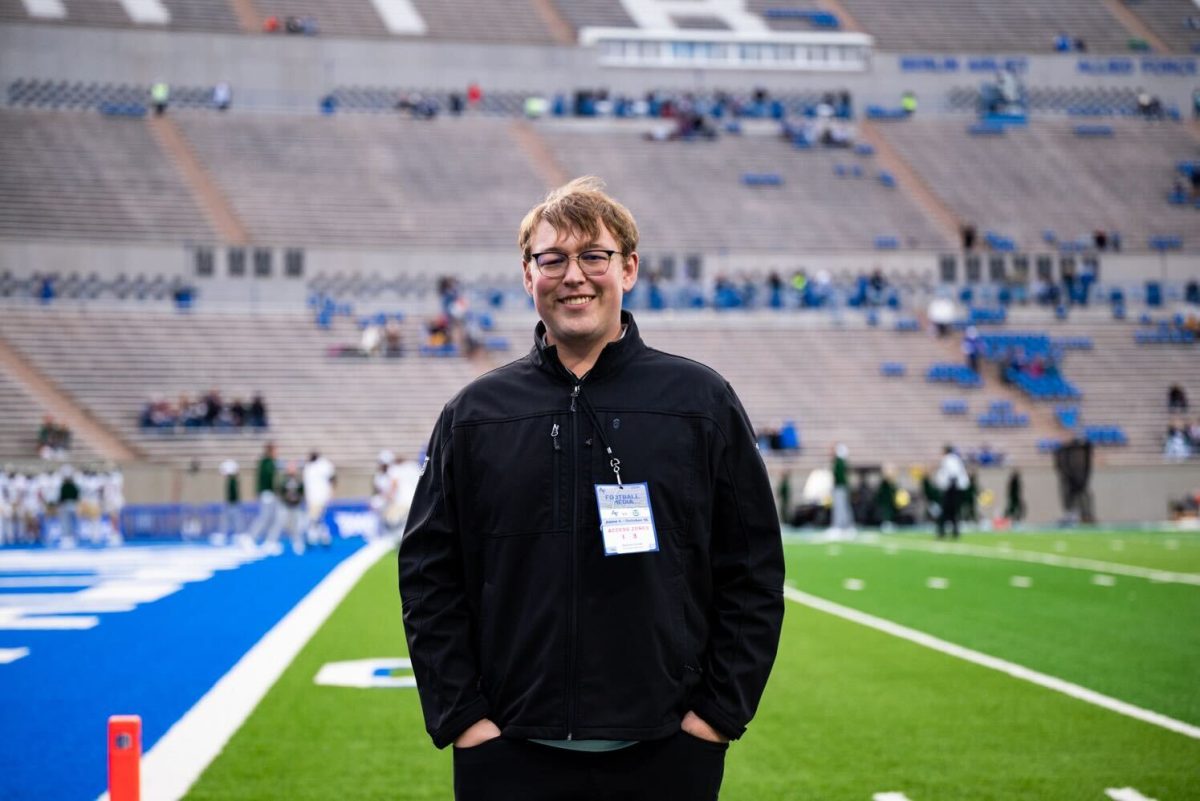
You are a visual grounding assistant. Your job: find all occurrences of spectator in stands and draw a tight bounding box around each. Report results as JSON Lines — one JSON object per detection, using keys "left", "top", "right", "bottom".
{"left": 213, "top": 82, "right": 232, "bottom": 112}
{"left": 467, "top": 81, "right": 482, "bottom": 110}
{"left": 1164, "top": 425, "right": 1191, "bottom": 460}
{"left": 901, "top": 90, "right": 917, "bottom": 116}
{"left": 1168, "top": 384, "right": 1189, "bottom": 413}
{"left": 830, "top": 444, "right": 854, "bottom": 533}
{"left": 150, "top": 81, "right": 169, "bottom": 115}
{"left": 360, "top": 319, "right": 383, "bottom": 357}
{"left": 934, "top": 445, "right": 969, "bottom": 539}
{"left": 384, "top": 318, "right": 404, "bottom": 357}
{"left": 229, "top": 397, "right": 246, "bottom": 427}
{"left": 1053, "top": 32, "right": 1071, "bottom": 52}
{"left": 37, "top": 416, "right": 71, "bottom": 460}
{"left": 201, "top": 389, "right": 222, "bottom": 426}
{"left": 962, "top": 326, "right": 981, "bottom": 374}
{"left": 1073, "top": 37, "right": 1087, "bottom": 52}
{"left": 263, "top": 15, "right": 279, "bottom": 32}
{"left": 248, "top": 392, "right": 268, "bottom": 428}
{"left": 960, "top": 223, "right": 977, "bottom": 251}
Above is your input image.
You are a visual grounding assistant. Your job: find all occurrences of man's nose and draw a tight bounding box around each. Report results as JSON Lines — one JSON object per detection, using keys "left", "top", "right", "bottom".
{"left": 560, "top": 257, "right": 588, "bottom": 283}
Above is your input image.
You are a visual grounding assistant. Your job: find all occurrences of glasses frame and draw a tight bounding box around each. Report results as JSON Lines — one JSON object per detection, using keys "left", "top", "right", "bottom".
{"left": 528, "top": 249, "right": 622, "bottom": 278}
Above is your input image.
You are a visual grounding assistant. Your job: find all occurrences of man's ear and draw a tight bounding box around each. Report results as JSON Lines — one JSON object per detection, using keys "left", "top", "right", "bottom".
{"left": 621, "top": 252, "right": 639, "bottom": 293}
{"left": 522, "top": 260, "right": 534, "bottom": 296}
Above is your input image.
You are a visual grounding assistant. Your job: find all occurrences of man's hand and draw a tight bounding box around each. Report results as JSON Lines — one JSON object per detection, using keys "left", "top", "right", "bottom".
{"left": 453, "top": 718, "right": 502, "bottom": 749}
{"left": 681, "top": 710, "right": 730, "bottom": 744}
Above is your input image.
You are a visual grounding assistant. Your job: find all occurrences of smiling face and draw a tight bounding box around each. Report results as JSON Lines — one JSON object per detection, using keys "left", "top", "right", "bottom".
{"left": 523, "top": 218, "right": 638, "bottom": 371}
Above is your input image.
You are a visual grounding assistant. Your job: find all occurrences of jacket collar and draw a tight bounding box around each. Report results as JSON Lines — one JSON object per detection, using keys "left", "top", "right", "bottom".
{"left": 530, "top": 310, "right": 644, "bottom": 382}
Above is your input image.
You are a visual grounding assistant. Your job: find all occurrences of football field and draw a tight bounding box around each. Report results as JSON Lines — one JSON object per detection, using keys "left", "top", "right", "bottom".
{"left": 188, "top": 529, "right": 1200, "bottom": 801}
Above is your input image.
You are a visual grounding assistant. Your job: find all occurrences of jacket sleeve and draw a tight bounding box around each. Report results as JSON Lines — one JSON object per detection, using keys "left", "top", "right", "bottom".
{"left": 398, "top": 409, "right": 489, "bottom": 748}
{"left": 690, "top": 382, "right": 785, "bottom": 741}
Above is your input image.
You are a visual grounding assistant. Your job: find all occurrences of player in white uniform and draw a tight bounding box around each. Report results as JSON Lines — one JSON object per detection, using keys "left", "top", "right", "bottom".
{"left": 302, "top": 452, "right": 335, "bottom": 547}
{"left": 0, "top": 466, "right": 15, "bottom": 546}
{"left": 101, "top": 466, "right": 125, "bottom": 545}
{"left": 370, "top": 450, "right": 398, "bottom": 540}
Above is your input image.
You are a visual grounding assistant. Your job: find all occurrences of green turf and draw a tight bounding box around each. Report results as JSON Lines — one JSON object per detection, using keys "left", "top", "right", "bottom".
{"left": 188, "top": 533, "right": 1200, "bottom": 800}
{"left": 933, "top": 529, "right": 1200, "bottom": 573}
{"left": 785, "top": 536, "right": 1200, "bottom": 724}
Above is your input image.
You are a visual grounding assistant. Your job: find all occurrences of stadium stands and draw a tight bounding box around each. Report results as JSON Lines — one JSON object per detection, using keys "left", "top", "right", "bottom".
{"left": 539, "top": 123, "right": 948, "bottom": 250}
{"left": 0, "top": 369, "right": 99, "bottom": 463}
{"left": 0, "top": 0, "right": 241, "bottom": 32}
{"left": 834, "top": 0, "right": 1132, "bottom": 53}
{"left": 1124, "top": 0, "right": 1200, "bottom": 54}
{"left": 173, "top": 113, "right": 546, "bottom": 246}
{"left": 876, "top": 118, "right": 1199, "bottom": 252}
{"left": 0, "top": 109, "right": 216, "bottom": 242}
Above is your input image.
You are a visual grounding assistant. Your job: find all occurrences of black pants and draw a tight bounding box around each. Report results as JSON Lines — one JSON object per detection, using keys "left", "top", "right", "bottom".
{"left": 453, "top": 731, "right": 728, "bottom": 801}
{"left": 937, "top": 486, "right": 961, "bottom": 538}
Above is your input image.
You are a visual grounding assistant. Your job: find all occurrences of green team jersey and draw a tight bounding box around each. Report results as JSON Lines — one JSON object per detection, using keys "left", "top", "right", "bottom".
{"left": 256, "top": 456, "right": 276, "bottom": 494}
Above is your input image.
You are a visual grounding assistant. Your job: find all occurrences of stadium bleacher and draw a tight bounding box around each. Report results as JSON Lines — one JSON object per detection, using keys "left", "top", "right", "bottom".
{"left": 876, "top": 118, "right": 1200, "bottom": 252}
{"left": 0, "top": 109, "right": 216, "bottom": 243}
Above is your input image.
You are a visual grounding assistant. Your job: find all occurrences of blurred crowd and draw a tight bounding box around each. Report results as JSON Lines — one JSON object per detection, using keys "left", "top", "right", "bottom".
{"left": 140, "top": 390, "right": 268, "bottom": 431}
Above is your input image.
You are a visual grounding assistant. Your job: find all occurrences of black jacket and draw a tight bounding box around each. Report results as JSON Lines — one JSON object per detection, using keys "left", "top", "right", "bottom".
{"left": 399, "top": 312, "right": 784, "bottom": 749}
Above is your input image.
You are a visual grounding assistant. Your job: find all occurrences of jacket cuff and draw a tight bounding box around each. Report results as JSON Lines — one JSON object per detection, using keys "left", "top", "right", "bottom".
{"left": 690, "top": 697, "right": 746, "bottom": 741}
{"left": 431, "top": 696, "right": 492, "bottom": 749}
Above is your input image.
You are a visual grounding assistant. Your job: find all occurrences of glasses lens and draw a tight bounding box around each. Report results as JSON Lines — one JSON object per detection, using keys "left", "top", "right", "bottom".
{"left": 579, "top": 251, "right": 613, "bottom": 274}
{"left": 535, "top": 253, "right": 568, "bottom": 273}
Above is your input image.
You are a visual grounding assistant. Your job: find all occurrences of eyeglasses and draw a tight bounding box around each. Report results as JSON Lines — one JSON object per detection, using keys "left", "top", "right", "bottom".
{"left": 528, "top": 249, "right": 620, "bottom": 278}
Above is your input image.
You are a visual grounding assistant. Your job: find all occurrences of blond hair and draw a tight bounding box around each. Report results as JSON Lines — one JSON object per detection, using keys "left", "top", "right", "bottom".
{"left": 518, "top": 176, "right": 639, "bottom": 260}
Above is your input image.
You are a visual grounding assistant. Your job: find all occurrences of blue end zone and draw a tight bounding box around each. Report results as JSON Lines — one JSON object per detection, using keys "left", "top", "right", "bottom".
{"left": 0, "top": 536, "right": 369, "bottom": 800}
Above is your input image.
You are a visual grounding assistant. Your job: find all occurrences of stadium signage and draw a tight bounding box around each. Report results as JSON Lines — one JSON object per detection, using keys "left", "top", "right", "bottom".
{"left": 900, "top": 56, "right": 1028, "bottom": 73}
{"left": 581, "top": 27, "right": 874, "bottom": 72}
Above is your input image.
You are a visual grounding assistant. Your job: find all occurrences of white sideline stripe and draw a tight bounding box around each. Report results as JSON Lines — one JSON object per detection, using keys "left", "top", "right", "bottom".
{"left": 873, "top": 793, "right": 913, "bottom": 801}
{"left": 783, "top": 585, "right": 1200, "bottom": 741}
{"left": 22, "top": 0, "right": 65, "bottom": 19}
{"left": 0, "top": 614, "right": 98, "bottom": 630}
{"left": 0, "top": 647, "right": 29, "bottom": 664}
{"left": 0, "top": 576, "right": 100, "bottom": 588}
{"left": 1106, "top": 789, "right": 1157, "bottom": 801}
{"left": 96, "top": 539, "right": 393, "bottom": 801}
{"left": 853, "top": 539, "right": 1200, "bottom": 586}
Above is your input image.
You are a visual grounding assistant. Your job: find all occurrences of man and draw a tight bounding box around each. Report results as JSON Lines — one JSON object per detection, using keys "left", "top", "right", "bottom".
{"left": 829, "top": 443, "right": 853, "bottom": 533}
{"left": 218, "top": 459, "right": 240, "bottom": 539}
{"left": 246, "top": 443, "right": 278, "bottom": 544}
{"left": 276, "top": 461, "right": 307, "bottom": 555}
{"left": 302, "top": 451, "right": 335, "bottom": 547}
{"left": 399, "top": 177, "right": 784, "bottom": 801}
{"left": 934, "top": 445, "right": 969, "bottom": 539}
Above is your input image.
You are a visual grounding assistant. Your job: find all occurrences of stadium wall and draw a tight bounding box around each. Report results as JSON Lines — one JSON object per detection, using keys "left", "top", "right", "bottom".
{"left": 115, "top": 462, "right": 1200, "bottom": 527}
{"left": 3, "top": 242, "right": 1199, "bottom": 303}
{"left": 2, "top": 24, "right": 1197, "bottom": 114}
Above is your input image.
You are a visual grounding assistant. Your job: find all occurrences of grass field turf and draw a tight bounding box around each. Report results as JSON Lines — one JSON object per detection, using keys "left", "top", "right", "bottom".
{"left": 187, "top": 530, "right": 1200, "bottom": 800}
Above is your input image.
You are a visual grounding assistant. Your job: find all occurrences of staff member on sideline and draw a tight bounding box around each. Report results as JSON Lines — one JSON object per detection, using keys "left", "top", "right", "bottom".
{"left": 399, "top": 177, "right": 785, "bottom": 801}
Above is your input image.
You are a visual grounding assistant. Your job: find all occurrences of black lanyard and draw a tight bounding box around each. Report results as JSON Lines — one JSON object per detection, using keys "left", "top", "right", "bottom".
{"left": 571, "top": 385, "right": 623, "bottom": 486}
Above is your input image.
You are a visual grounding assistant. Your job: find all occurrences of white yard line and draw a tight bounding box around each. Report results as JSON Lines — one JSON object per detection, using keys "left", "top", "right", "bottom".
{"left": 96, "top": 539, "right": 393, "bottom": 801}
{"left": 848, "top": 538, "right": 1200, "bottom": 586}
{"left": 0, "top": 647, "right": 29, "bottom": 664}
{"left": 783, "top": 585, "right": 1200, "bottom": 741}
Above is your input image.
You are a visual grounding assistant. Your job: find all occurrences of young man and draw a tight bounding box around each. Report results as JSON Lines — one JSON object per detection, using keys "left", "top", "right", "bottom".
{"left": 399, "top": 177, "right": 785, "bottom": 801}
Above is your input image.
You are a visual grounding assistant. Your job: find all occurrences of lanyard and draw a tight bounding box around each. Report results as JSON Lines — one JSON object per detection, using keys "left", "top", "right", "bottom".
{"left": 571, "top": 385, "right": 623, "bottom": 486}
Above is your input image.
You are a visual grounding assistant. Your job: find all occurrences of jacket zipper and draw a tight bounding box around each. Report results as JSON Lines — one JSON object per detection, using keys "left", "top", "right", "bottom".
{"left": 566, "top": 384, "right": 581, "bottom": 739}
{"left": 551, "top": 422, "right": 561, "bottom": 525}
